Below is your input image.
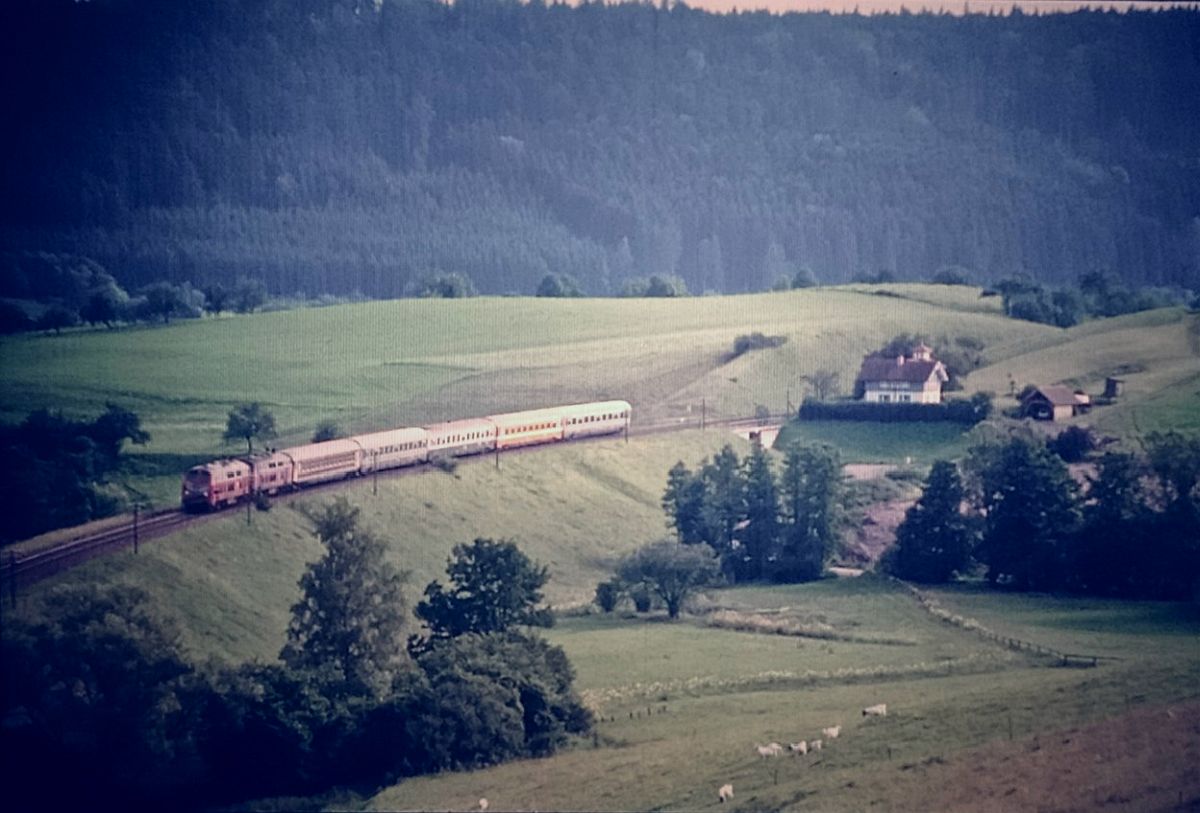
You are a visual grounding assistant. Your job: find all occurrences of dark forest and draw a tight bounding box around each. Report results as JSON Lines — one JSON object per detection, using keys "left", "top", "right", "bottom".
{"left": 2, "top": 0, "right": 1198, "bottom": 298}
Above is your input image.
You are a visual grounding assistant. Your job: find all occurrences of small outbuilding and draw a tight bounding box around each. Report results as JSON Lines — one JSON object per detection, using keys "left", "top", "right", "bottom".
{"left": 1022, "top": 385, "right": 1090, "bottom": 421}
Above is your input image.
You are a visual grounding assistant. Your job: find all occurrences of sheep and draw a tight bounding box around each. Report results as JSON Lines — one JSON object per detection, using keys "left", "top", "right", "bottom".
{"left": 753, "top": 743, "right": 782, "bottom": 762}
{"left": 809, "top": 739, "right": 823, "bottom": 752}
{"left": 822, "top": 725, "right": 841, "bottom": 739}
{"left": 718, "top": 783, "right": 734, "bottom": 803}
{"left": 479, "top": 799, "right": 489, "bottom": 812}
{"left": 862, "top": 703, "right": 888, "bottom": 717}
{"left": 788, "top": 741, "right": 808, "bottom": 755}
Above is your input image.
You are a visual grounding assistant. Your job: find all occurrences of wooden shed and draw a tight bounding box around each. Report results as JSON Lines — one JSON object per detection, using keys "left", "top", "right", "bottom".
{"left": 1021, "top": 385, "right": 1090, "bottom": 421}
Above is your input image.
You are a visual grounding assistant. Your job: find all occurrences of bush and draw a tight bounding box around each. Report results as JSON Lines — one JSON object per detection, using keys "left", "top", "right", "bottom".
{"left": 1048, "top": 425, "right": 1096, "bottom": 463}
{"left": 630, "top": 583, "right": 653, "bottom": 612}
{"left": 731, "top": 332, "right": 787, "bottom": 357}
{"left": 594, "top": 580, "right": 621, "bottom": 613}
{"left": 414, "top": 272, "right": 477, "bottom": 298}
{"left": 791, "top": 267, "right": 818, "bottom": 288}
{"left": 930, "top": 266, "right": 972, "bottom": 285}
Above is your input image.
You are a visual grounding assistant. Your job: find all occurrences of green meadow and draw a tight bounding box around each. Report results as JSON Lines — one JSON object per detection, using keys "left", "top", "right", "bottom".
{"left": 5, "top": 288, "right": 1200, "bottom": 810}
{"left": 3, "top": 286, "right": 1195, "bottom": 513}
{"left": 364, "top": 580, "right": 1200, "bottom": 813}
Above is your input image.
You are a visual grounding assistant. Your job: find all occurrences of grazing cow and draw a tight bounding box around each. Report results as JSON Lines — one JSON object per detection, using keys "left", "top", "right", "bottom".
{"left": 822, "top": 725, "right": 841, "bottom": 739}
{"left": 767, "top": 742, "right": 783, "bottom": 755}
{"left": 479, "top": 799, "right": 489, "bottom": 812}
{"left": 788, "top": 741, "right": 808, "bottom": 755}
{"left": 809, "top": 739, "right": 823, "bottom": 752}
{"left": 718, "top": 783, "right": 734, "bottom": 803}
{"left": 862, "top": 703, "right": 888, "bottom": 717}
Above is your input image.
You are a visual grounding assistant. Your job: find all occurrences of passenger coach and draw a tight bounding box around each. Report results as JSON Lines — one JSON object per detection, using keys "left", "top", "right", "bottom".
{"left": 181, "top": 399, "right": 632, "bottom": 510}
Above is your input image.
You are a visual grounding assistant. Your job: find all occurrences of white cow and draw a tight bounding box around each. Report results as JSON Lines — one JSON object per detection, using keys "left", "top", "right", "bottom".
{"left": 822, "top": 725, "right": 841, "bottom": 739}
{"left": 479, "top": 799, "right": 489, "bottom": 812}
{"left": 788, "top": 741, "right": 808, "bottom": 755}
{"left": 809, "top": 738, "right": 823, "bottom": 752}
{"left": 862, "top": 703, "right": 888, "bottom": 717}
{"left": 718, "top": 783, "right": 734, "bottom": 803}
{"left": 767, "top": 742, "right": 783, "bottom": 755}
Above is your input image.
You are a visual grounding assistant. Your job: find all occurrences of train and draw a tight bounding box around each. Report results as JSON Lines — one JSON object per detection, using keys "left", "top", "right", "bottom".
{"left": 181, "top": 400, "right": 632, "bottom": 511}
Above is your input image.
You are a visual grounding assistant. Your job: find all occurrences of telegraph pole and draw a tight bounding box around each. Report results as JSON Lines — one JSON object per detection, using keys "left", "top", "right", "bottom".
{"left": 373, "top": 450, "right": 379, "bottom": 495}
{"left": 701, "top": 398, "right": 706, "bottom": 430}
{"left": 132, "top": 503, "right": 140, "bottom": 554}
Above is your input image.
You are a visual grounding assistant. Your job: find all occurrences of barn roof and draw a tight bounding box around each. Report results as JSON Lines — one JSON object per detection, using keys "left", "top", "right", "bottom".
{"left": 1025, "top": 385, "right": 1087, "bottom": 406}
{"left": 856, "top": 355, "right": 943, "bottom": 384}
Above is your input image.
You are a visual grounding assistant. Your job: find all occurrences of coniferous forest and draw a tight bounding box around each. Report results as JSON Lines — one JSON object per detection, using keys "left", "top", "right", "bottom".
{"left": 2, "top": 0, "right": 1199, "bottom": 299}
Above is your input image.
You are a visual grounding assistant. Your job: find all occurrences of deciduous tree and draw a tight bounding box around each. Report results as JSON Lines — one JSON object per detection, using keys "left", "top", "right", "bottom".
{"left": 414, "top": 538, "right": 552, "bottom": 648}
{"left": 281, "top": 498, "right": 409, "bottom": 698}
{"left": 617, "top": 540, "right": 720, "bottom": 619}
{"left": 223, "top": 402, "right": 277, "bottom": 454}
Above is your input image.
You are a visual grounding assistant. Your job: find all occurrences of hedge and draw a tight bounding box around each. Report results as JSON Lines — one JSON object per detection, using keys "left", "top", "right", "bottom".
{"left": 798, "top": 394, "right": 992, "bottom": 424}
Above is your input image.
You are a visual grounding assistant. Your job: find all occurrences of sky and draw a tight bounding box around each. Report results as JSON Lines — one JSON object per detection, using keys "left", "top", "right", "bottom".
{"left": 653, "top": 0, "right": 1199, "bottom": 13}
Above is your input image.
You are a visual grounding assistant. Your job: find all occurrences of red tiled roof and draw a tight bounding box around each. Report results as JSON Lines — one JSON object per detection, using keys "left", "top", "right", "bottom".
{"left": 856, "top": 355, "right": 943, "bottom": 384}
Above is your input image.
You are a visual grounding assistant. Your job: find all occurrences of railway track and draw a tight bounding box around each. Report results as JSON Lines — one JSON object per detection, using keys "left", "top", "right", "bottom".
{"left": 0, "top": 412, "right": 786, "bottom": 591}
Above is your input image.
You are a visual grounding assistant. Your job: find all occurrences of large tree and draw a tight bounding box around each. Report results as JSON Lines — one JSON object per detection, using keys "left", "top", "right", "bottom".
{"left": 890, "top": 460, "right": 974, "bottom": 583}
{"left": 618, "top": 540, "right": 720, "bottom": 619}
{"left": 281, "top": 498, "right": 409, "bottom": 698}
{"left": 700, "top": 445, "right": 746, "bottom": 566}
{"left": 739, "top": 444, "right": 781, "bottom": 581}
{"left": 414, "top": 538, "right": 552, "bottom": 648}
{"left": 977, "top": 437, "right": 1080, "bottom": 591}
{"left": 776, "top": 441, "right": 842, "bottom": 582}
{"left": 223, "top": 402, "right": 277, "bottom": 454}
{"left": 662, "top": 460, "right": 707, "bottom": 545}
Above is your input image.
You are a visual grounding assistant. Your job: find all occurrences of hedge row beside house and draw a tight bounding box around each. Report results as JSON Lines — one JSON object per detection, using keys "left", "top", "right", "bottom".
{"left": 798, "top": 393, "right": 992, "bottom": 424}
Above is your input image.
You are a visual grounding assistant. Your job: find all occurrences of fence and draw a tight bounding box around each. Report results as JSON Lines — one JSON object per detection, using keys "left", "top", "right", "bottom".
{"left": 894, "top": 577, "right": 1117, "bottom": 668}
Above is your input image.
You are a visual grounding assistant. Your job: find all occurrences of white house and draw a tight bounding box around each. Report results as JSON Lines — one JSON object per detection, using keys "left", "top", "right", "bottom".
{"left": 855, "top": 343, "right": 949, "bottom": 404}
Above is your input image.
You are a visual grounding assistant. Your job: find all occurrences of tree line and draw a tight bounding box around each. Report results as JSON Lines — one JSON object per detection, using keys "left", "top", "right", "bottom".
{"left": 660, "top": 441, "right": 843, "bottom": 585}
{"left": 887, "top": 430, "right": 1200, "bottom": 600}
{"left": 0, "top": 405, "right": 149, "bottom": 543}
{"left": 1, "top": 499, "right": 588, "bottom": 808}
{"left": 3, "top": 2, "right": 1199, "bottom": 300}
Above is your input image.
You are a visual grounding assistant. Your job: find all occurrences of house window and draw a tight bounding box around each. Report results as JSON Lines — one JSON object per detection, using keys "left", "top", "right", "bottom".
{"left": 879, "top": 394, "right": 891, "bottom": 403}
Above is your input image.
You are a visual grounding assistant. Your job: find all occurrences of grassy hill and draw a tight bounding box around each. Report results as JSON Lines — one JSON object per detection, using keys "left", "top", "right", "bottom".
{"left": 6, "top": 286, "right": 1200, "bottom": 810}
{"left": 4, "top": 285, "right": 1195, "bottom": 510}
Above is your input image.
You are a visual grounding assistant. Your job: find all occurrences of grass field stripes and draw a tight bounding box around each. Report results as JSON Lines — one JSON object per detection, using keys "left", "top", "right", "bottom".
{"left": 703, "top": 608, "right": 918, "bottom": 646}
{"left": 580, "top": 650, "right": 1022, "bottom": 713}
{"left": 898, "top": 578, "right": 1119, "bottom": 668}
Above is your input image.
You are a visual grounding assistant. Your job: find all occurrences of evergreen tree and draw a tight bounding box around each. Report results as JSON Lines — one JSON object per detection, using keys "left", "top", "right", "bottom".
{"left": 1071, "top": 451, "right": 1150, "bottom": 596}
{"left": 977, "top": 438, "right": 1080, "bottom": 591}
{"left": 281, "top": 498, "right": 409, "bottom": 698}
{"left": 891, "top": 460, "right": 973, "bottom": 583}
{"left": 739, "top": 444, "right": 781, "bottom": 581}
{"left": 662, "top": 460, "right": 707, "bottom": 544}
{"left": 699, "top": 445, "right": 746, "bottom": 570}
{"left": 776, "top": 441, "right": 841, "bottom": 582}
